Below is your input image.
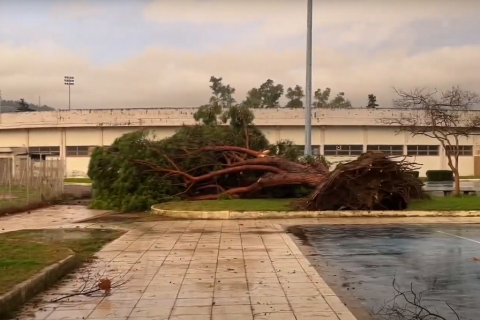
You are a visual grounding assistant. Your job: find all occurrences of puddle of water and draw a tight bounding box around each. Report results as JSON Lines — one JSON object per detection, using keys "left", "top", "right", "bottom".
{"left": 294, "top": 224, "right": 480, "bottom": 320}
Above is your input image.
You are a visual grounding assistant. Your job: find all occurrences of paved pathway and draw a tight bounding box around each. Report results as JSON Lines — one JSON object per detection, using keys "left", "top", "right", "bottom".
{"left": 0, "top": 205, "right": 108, "bottom": 233}
{"left": 7, "top": 207, "right": 480, "bottom": 320}
{"left": 15, "top": 219, "right": 356, "bottom": 320}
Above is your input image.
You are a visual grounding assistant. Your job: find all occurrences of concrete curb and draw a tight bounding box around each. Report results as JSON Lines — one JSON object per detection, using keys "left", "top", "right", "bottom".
{"left": 64, "top": 182, "right": 92, "bottom": 186}
{"left": 0, "top": 254, "right": 79, "bottom": 319}
{"left": 150, "top": 206, "right": 480, "bottom": 219}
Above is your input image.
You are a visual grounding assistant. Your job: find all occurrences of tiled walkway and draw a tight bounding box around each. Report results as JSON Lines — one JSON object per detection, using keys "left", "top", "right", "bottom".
{"left": 0, "top": 205, "right": 108, "bottom": 233}
{"left": 18, "top": 220, "right": 357, "bottom": 320}
{"left": 11, "top": 210, "right": 480, "bottom": 320}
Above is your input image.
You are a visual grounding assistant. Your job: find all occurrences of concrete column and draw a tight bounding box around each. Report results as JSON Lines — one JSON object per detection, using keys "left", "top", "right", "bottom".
{"left": 60, "top": 128, "right": 66, "bottom": 177}
{"left": 320, "top": 126, "right": 325, "bottom": 155}
{"left": 403, "top": 131, "right": 408, "bottom": 155}
{"left": 26, "top": 129, "right": 30, "bottom": 149}
{"left": 60, "top": 129, "right": 66, "bottom": 159}
{"left": 362, "top": 126, "right": 368, "bottom": 152}
{"left": 440, "top": 144, "right": 446, "bottom": 170}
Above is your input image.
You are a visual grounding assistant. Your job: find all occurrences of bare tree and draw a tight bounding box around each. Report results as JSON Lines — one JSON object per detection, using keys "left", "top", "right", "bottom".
{"left": 381, "top": 87, "right": 480, "bottom": 195}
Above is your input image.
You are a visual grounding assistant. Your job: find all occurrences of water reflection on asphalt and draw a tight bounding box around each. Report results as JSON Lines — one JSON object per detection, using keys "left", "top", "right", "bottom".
{"left": 294, "top": 224, "right": 480, "bottom": 320}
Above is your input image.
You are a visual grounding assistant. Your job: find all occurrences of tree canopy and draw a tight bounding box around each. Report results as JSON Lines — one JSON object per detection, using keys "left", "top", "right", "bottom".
{"left": 366, "top": 94, "right": 379, "bottom": 109}
{"left": 194, "top": 75, "right": 354, "bottom": 110}
{"left": 312, "top": 88, "right": 352, "bottom": 109}
{"left": 285, "top": 85, "right": 305, "bottom": 109}
{"left": 0, "top": 98, "right": 53, "bottom": 113}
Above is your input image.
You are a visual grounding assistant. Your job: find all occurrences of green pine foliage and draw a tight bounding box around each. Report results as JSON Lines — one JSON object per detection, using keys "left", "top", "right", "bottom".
{"left": 87, "top": 125, "right": 269, "bottom": 212}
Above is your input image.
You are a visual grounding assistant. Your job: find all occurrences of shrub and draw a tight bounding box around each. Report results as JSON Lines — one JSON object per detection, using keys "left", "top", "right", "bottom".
{"left": 426, "top": 170, "right": 454, "bottom": 182}
{"left": 410, "top": 171, "right": 420, "bottom": 178}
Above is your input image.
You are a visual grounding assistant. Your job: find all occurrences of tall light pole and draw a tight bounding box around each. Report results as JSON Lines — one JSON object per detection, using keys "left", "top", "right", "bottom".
{"left": 304, "top": 0, "right": 313, "bottom": 156}
{"left": 64, "top": 76, "right": 74, "bottom": 110}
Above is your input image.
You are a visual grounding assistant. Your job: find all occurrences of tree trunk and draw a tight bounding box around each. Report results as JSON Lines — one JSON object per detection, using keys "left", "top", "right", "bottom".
{"left": 453, "top": 156, "right": 460, "bottom": 196}
{"left": 189, "top": 172, "right": 324, "bottom": 200}
{"left": 453, "top": 172, "right": 460, "bottom": 196}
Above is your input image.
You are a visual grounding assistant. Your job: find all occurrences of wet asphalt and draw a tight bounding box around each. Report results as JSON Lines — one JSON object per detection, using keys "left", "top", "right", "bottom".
{"left": 290, "top": 224, "right": 480, "bottom": 320}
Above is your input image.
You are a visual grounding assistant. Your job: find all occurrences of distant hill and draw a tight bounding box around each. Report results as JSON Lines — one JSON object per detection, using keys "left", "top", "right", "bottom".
{"left": 0, "top": 99, "right": 55, "bottom": 113}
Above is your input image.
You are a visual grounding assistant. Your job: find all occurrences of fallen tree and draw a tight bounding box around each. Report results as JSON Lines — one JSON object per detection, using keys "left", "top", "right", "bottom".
{"left": 88, "top": 125, "right": 328, "bottom": 211}
{"left": 88, "top": 77, "right": 427, "bottom": 211}
{"left": 295, "top": 152, "right": 427, "bottom": 211}
{"left": 132, "top": 145, "right": 328, "bottom": 201}
{"left": 89, "top": 126, "right": 425, "bottom": 211}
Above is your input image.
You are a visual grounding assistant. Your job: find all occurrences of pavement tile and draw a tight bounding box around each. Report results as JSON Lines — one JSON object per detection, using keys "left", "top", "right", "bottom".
{"left": 175, "top": 298, "right": 213, "bottom": 307}
{"left": 212, "top": 305, "right": 252, "bottom": 314}
{"left": 252, "top": 304, "right": 292, "bottom": 313}
{"left": 5, "top": 210, "right": 365, "bottom": 320}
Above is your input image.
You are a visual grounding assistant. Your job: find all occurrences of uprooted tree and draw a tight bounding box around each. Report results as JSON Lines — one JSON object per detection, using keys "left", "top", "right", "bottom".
{"left": 295, "top": 152, "right": 426, "bottom": 211}
{"left": 88, "top": 76, "right": 426, "bottom": 212}
{"left": 88, "top": 125, "right": 329, "bottom": 211}
{"left": 380, "top": 86, "right": 480, "bottom": 196}
{"left": 88, "top": 76, "right": 328, "bottom": 211}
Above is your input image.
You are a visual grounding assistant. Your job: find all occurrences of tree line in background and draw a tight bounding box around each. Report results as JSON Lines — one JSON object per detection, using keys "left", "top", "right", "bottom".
{"left": 195, "top": 76, "right": 379, "bottom": 112}
{"left": 0, "top": 98, "right": 54, "bottom": 113}
{"left": 1, "top": 76, "right": 379, "bottom": 112}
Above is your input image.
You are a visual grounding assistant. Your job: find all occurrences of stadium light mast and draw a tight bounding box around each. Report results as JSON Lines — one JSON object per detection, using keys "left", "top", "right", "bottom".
{"left": 64, "top": 76, "right": 74, "bottom": 110}
{"left": 304, "top": 0, "right": 313, "bottom": 155}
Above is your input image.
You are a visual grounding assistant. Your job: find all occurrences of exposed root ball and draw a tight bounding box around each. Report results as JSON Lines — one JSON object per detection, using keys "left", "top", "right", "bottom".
{"left": 296, "top": 152, "right": 427, "bottom": 211}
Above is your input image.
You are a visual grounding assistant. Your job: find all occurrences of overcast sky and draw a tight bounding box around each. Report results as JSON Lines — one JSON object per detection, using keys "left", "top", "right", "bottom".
{"left": 1, "top": 0, "right": 480, "bottom": 109}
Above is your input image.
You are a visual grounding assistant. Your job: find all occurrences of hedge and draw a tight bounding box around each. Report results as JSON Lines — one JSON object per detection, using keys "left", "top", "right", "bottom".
{"left": 426, "top": 170, "right": 454, "bottom": 182}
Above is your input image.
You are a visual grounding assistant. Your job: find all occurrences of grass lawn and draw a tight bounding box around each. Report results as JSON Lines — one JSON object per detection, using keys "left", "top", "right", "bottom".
{"left": 64, "top": 178, "right": 92, "bottom": 183}
{"left": 0, "top": 184, "right": 42, "bottom": 210}
{"left": 0, "top": 228, "right": 124, "bottom": 296}
{"left": 157, "top": 196, "right": 480, "bottom": 212}
{"left": 157, "top": 199, "right": 295, "bottom": 212}
{"left": 408, "top": 196, "right": 480, "bottom": 211}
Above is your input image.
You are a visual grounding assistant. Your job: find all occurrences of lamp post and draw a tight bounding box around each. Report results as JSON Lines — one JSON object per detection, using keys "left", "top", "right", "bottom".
{"left": 304, "top": 0, "right": 313, "bottom": 156}
{"left": 64, "top": 76, "right": 74, "bottom": 110}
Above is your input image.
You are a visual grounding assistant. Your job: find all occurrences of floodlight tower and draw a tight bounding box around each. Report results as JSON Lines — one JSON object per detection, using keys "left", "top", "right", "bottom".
{"left": 64, "top": 76, "right": 75, "bottom": 110}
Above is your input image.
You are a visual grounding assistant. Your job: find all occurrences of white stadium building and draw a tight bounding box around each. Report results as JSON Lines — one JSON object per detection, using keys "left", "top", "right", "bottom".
{"left": 0, "top": 108, "right": 479, "bottom": 178}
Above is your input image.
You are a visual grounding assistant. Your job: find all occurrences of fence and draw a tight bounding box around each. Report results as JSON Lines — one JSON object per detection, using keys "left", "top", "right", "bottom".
{"left": 0, "top": 157, "right": 64, "bottom": 210}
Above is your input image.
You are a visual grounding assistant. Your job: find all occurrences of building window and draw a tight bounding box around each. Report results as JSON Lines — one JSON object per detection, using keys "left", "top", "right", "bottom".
{"left": 28, "top": 146, "right": 60, "bottom": 156}
{"left": 324, "top": 145, "right": 363, "bottom": 156}
{"left": 295, "top": 145, "right": 305, "bottom": 156}
{"left": 445, "top": 145, "right": 473, "bottom": 156}
{"left": 407, "top": 145, "right": 439, "bottom": 156}
{"left": 367, "top": 145, "right": 404, "bottom": 156}
{"left": 66, "top": 146, "right": 96, "bottom": 157}
{"left": 294, "top": 145, "right": 320, "bottom": 156}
